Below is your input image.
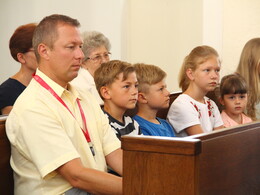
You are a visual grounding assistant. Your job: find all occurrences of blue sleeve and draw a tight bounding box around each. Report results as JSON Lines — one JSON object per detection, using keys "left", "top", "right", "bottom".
{"left": 159, "top": 118, "right": 175, "bottom": 137}
{"left": 133, "top": 115, "right": 153, "bottom": 135}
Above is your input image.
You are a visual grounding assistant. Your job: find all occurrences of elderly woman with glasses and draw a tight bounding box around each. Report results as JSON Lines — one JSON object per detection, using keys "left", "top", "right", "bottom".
{"left": 0, "top": 23, "right": 37, "bottom": 115}
{"left": 71, "top": 31, "right": 111, "bottom": 105}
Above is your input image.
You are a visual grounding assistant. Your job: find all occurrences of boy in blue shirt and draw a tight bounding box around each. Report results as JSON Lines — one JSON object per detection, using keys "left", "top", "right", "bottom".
{"left": 133, "top": 63, "right": 175, "bottom": 137}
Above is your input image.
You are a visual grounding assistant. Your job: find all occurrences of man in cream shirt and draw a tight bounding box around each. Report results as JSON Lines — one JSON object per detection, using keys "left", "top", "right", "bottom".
{"left": 6, "top": 14, "right": 122, "bottom": 195}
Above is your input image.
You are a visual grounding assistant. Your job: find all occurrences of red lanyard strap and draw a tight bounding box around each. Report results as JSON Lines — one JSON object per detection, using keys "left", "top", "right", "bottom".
{"left": 76, "top": 98, "right": 91, "bottom": 142}
{"left": 33, "top": 75, "right": 91, "bottom": 143}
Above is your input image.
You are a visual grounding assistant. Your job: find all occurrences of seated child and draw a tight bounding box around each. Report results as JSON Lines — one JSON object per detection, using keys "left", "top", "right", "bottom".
{"left": 133, "top": 63, "right": 175, "bottom": 137}
{"left": 167, "top": 45, "right": 223, "bottom": 137}
{"left": 219, "top": 73, "right": 252, "bottom": 127}
{"left": 94, "top": 60, "right": 142, "bottom": 140}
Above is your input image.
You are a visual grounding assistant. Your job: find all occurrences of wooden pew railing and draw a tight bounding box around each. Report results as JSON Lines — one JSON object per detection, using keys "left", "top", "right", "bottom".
{"left": 0, "top": 116, "right": 14, "bottom": 195}
{"left": 122, "top": 121, "right": 260, "bottom": 195}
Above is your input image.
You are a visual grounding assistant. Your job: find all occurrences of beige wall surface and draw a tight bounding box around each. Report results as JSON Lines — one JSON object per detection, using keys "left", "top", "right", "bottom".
{"left": 126, "top": 0, "right": 260, "bottom": 92}
{"left": 222, "top": 0, "right": 260, "bottom": 76}
{"left": 0, "top": 0, "right": 126, "bottom": 83}
{"left": 1, "top": 0, "right": 260, "bottom": 93}
{"left": 126, "top": 0, "right": 203, "bottom": 92}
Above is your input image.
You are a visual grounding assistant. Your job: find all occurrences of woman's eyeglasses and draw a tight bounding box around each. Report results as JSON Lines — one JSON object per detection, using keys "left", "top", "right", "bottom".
{"left": 87, "top": 52, "right": 111, "bottom": 62}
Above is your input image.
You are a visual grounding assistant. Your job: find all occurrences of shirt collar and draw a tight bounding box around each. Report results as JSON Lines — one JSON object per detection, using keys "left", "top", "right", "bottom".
{"left": 35, "top": 69, "right": 81, "bottom": 99}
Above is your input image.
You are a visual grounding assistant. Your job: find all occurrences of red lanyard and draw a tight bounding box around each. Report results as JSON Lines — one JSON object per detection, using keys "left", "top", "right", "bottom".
{"left": 33, "top": 75, "right": 91, "bottom": 143}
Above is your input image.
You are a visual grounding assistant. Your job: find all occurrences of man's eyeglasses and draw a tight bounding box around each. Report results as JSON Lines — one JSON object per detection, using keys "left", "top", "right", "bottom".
{"left": 87, "top": 52, "right": 111, "bottom": 62}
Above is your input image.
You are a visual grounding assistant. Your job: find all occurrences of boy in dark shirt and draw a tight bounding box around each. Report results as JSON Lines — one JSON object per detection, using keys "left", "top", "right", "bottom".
{"left": 94, "top": 60, "right": 142, "bottom": 140}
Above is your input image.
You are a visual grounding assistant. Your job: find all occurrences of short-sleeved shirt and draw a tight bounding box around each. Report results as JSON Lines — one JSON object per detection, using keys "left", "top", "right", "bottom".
{"left": 221, "top": 110, "right": 252, "bottom": 128}
{"left": 167, "top": 94, "right": 223, "bottom": 137}
{"left": 103, "top": 110, "right": 141, "bottom": 140}
{"left": 0, "top": 78, "right": 26, "bottom": 114}
{"left": 133, "top": 115, "right": 175, "bottom": 137}
{"left": 71, "top": 67, "right": 103, "bottom": 105}
{"left": 6, "top": 69, "right": 120, "bottom": 195}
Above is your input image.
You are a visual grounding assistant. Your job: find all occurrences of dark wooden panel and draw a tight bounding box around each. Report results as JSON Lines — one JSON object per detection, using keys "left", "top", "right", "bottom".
{"left": 0, "top": 117, "right": 14, "bottom": 195}
{"left": 122, "top": 136, "right": 201, "bottom": 155}
{"left": 122, "top": 136, "right": 201, "bottom": 195}
{"left": 193, "top": 123, "right": 260, "bottom": 195}
{"left": 123, "top": 151, "right": 199, "bottom": 195}
{"left": 122, "top": 121, "right": 260, "bottom": 195}
{"left": 156, "top": 91, "right": 181, "bottom": 119}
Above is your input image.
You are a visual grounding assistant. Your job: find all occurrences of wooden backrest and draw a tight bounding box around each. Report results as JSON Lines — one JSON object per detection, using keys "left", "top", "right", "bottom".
{"left": 0, "top": 116, "right": 14, "bottom": 195}
{"left": 122, "top": 121, "right": 260, "bottom": 194}
{"left": 156, "top": 91, "right": 182, "bottom": 119}
{"left": 190, "top": 123, "right": 260, "bottom": 194}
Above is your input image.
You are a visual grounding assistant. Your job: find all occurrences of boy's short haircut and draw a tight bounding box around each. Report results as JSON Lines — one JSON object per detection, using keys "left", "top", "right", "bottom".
{"left": 134, "top": 63, "right": 166, "bottom": 93}
{"left": 94, "top": 60, "right": 135, "bottom": 98}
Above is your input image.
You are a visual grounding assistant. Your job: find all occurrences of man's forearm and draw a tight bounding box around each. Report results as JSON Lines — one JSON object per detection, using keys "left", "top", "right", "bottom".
{"left": 57, "top": 158, "right": 122, "bottom": 195}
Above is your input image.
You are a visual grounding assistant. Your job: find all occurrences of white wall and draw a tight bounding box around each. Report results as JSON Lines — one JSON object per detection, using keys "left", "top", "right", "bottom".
{"left": 1, "top": 0, "right": 260, "bottom": 93}
{"left": 126, "top": 0, "right": 260, "bottom": 92}
{"left": 222, "top": 0, "right": 260, "bottom": 76}
{"left": 0, "top": 0, "right": 126, "bottom": 83}
{"left": 202, "top": 0, "right": 223, "bottom": 57}
{"left": 125, "top": 0, "right": 223, "bottom": 92}
{"left": 126, "top": 0, "right": 203, "bottom": 92}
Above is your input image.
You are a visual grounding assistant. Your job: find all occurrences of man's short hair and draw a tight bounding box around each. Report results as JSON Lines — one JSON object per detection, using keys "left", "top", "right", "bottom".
{"left": 32, "top": 14, "right": 80, "bottom": 62}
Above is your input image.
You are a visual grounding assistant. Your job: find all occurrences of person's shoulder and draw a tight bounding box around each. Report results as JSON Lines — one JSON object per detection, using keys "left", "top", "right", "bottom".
{"left": 71, "top": 68, "right": 93, "bottom": 89}
{"left": 220, "top": 110, "right": 228, "bottom": 118}
{"left": 205, "top": 96, "right": 220, "bottom": 114}
{"left": 132, "top": 115, "right": 140, "bottom": 120}
{"left": 76, "top": 86, "right": 99, "bottom": 102}
{"left": 157, "top": 117, "right": 173, "bottom": 126}
{"left": 171, "top": 94, "right": 193, "bottom": 108}
{"left": 156, "top": 117, "right": 167, "bottom": 123}
{"left": 0, "top": 78, "right": 26, "bottom": 108}
{"left": 204, "top": 96, "right": 217, "bottom": 105}
{"left": 0, "top": 78, "right": 24, "bottom": 90}
{"left": 133, "top": 115, "right": 146, "bottom": 122}
{"left": 0, "top": 78, "right": 11, "bottom": 88}
{"left": 173, "top": 94, "right": 192, "bottom": 102}
{"left": 103, "top": 110, "right": 119, "bottom": 124}
{"left": 241, "top": 113, "right": 253, "bottom": 123}
{"left": 124, "top": 115, "right": 139, "bottom": 124}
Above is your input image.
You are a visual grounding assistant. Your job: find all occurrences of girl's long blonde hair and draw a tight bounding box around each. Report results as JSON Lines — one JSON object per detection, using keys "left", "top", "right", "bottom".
{"left": 179, "top": 45, "right": 219, "bottom": 92}
{"left": 236, "top": 38, "right": 260, "bottom": 120}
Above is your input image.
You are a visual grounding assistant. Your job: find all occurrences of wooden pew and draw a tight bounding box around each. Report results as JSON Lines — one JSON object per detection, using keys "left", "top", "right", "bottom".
{"left": 0, "top": 89, "right": 221, "bottom": 195}
{"left": 0, "top": 116, "right": 14, "bottom": 195}
{"left": 122, "top": 121, "right": 260, "bottom": 195}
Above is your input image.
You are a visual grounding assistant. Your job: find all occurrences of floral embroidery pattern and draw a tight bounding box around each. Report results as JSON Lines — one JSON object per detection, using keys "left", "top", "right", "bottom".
{"left": 190, "top": 99, "right": 215, "bottom": 119}
{"left": 206, "top": 99, "right": 215, "bottom": 118}
{"left": 190, "top": 101, "right": 201, "bottom": 119}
